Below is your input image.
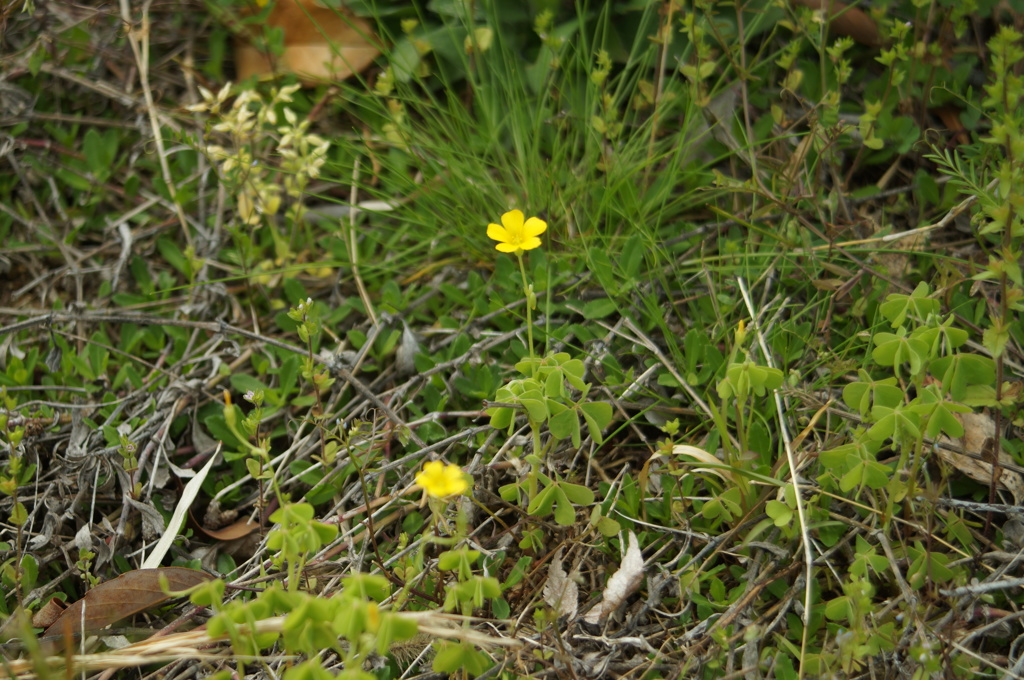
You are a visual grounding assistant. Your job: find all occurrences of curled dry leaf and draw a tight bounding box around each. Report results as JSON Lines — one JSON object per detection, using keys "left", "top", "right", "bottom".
{"left": 791, "top": 0, "right": 881, "bottom": 48}
{"left": 196, "top": 516, "right": 261, "bottom": 541}
{"left": 932, "top": 106, "right": 972, "bottom": 148}
{"left": 235, "top": 0, "right": 381, "bottom": 84}
{"left": 142, "top": 448, "right": 219, "bottom": 570}
{"left": 935, "top": 411, "right": 1024, "bottom": 504}
{"left": 542, "top": 547, "right": 578, "bottom": 619}
{"left": 583, "top": 532, "right": 645, "bottom": 625}
{"left": 673, "top": 444, "right": 739, "bottom": 485}
{"left": 126, "top": 496, "right": 166, "bottom": 540}
{"left": 191, "top": 500, "right": 259, "bottom": 541}
{"left": 31, "top": 597, "right": 66, "bottom": 629}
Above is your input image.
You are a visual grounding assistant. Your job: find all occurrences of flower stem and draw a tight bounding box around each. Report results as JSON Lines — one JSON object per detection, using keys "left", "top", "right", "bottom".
{"left": 527, "top": 425, "right": 543, "bottom": 502}
{"left": 516, "top": 252, "right": 536, "bottom": 364}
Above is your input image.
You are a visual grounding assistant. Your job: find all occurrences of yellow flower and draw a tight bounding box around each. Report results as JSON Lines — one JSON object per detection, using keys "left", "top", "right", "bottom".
{"left": 415, "top": 461, "right": 469, "bottom": 498}
{"left": 487, "top": 210, "right": 547, "bottom": 253}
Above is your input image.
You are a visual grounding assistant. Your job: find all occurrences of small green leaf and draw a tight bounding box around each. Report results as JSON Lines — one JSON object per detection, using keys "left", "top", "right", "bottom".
{"left": 983, "top": 318, "right": 1011, "bottom": 359}
{"left": 189, "top": 578, "right": 226, "bottom": 607}
{"left": 283, "top": 659, "right": 339, "bottom": 680}
{"left": 438, "top": 549, "right": 479, "bottom": 580}
{"left": 581, "top": 298, "right": 617, "bottom": 319}
{"left": 931, "top": 354, "right": 995, "bottom": 401}
{"left": 702, "top": 497, "right": 724, "bottom": 520}
{"left": 839, "top": 464, "right": 864, "bottom": 493}
{"left": 825, "top": 595, "right": 854, "bottom": 622}
{"left": 548, "top": 406, "right": 580, "bottom": 446}
{"left": 245, "top": 458, "right": 265, "bottom": 480}
{"left": 519, "top": 392, "right": 549, "bottom": 423}
{"left": 528, "top": 484, "right": 558, "bottom": 518}
{"left": 597, "top": 516, "right": 621, "bottom": 536}
{"left": 499, "top": 482, "right": 521, "bottom": 503}
{"left": 842, "top": 381, "right": 872, "bottom": 416}
{"left": 9, "top": 502, "right": 27, "bottom": 526}
{"left": 562, "top": 358, "right": 587, "bottom": 390}
{"left": 879, "top": 282, "right": 937, "bottom": 327}
{"left": 559, "top": 482, "right": 595, "bottom": 505}
{"left": 157, "top": 236, "right": 190, "bottom": 277}
{"left": 487, "top": 406, "right": 515, "bottom": 431}
{"left": 907, "top": 543, "right": 955, "bottom": 589}
{"left": 544, "top": 370, "right": 564, "bottom": 399}
{"left": 552, "top": 488, "right": 576, "bottom": 526}
{"left": 341, "top": 573, "right": 391, "bottom": 601}
{"left": 766, "top": 500, "right": 793, "bottom": 528}
{"left": 580, "top": 401, "right": 613, "bottom": 442}
{"left": 374, "top": 611, "right": 418, "bottom": 655}
{"left": 18, "top": 553, "right": 37, "bottom": 591}
{"left": 491, "top": 597, "right": 511, "bottom": 618}
{"left": 433, "top": 641, "right": 491, "bottom": 676}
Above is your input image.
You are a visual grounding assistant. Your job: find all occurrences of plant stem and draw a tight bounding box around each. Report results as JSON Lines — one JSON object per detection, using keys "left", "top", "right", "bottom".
{"left": 526, "top": 425, "right": 542, "bottom": 503}
{"left": 516, "top": 253, "right": 535, "bottom": 365}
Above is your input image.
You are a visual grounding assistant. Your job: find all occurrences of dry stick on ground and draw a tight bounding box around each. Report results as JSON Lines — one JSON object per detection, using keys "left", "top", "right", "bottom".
{"left": 117, "top": 0, "right": 194, "bottom": 250}
{"left": 0, "top": 612, "right": 521, "bottom": 680}
{"left": 343, "top": 157, "right": 377, "bottom": 326}
{"left": 736, "top": 277, "right": 815, "bottom": 664}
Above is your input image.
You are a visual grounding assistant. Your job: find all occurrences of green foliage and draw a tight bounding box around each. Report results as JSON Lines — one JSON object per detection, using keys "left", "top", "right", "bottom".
{"left": 4, "top": 0, "right": 1024, "bottom": 677}
{"left": 822, "top": 283, "right": 997, "bottom": 493}
{"left": 488, "top": 352, "right": 613, "bottom": 448}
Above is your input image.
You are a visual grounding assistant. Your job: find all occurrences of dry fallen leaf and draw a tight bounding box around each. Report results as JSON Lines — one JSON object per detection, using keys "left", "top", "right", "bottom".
{"left": 142, "top": 448, "right": 219, "bottom": 569}
{"left": 673, "top": 444, "right": 739, "bottom": 486}
{"left": 235, "top": 0, "right": 381, "bottom": 84}
{"left": 31, "top": 597, "right": 66, "bottom": 629}
{"left": 936, "top": 411, "right": 1024, "bottom": 504}
{"left": 42, "top": 567, "right": 214, "bottom": 640}
{"left": 932, "top": 106, "right": 972, "bottom": 148}
{"left": 791, "top": 0, "right": 881, "bottom": 48}
{"left": 542, "top": 547, "right": 578, "bottom": 619}
{"left": 195, "top": 515, "right": 261, "bottom": 541}
{"left": 584, "top": 532, "right": 645, "bottom": 625}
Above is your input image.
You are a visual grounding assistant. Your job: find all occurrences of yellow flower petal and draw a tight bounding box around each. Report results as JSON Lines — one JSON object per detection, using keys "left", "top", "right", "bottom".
{"left": 487, "top": 223, "right": 509, "bottom": 242}
{"left": 500, "top": 210, "right": 525, "bottom": 231}
{"left": 523, "top": 217, "right": 547, "bottom": 237}
{"left": 487, "top": 209, "right": 546, "bottom": 253}
{"left": 415, "top": 461, "right": 468, "bottom": 498}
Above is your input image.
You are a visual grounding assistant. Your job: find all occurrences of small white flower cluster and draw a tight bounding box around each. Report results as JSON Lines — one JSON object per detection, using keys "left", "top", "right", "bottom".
{"left": 187, "top": 83, "right": 330, "bottom": 226}
{"left": 288, "top": 297, "right": 315, "bottom": 322}
{"left": 278, "top": 107, "right": 330, "bottom": 196}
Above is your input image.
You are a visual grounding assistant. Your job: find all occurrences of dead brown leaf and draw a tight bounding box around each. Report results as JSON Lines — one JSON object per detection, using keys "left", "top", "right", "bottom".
{"left": 31, "top": 598, "right": 66, "bottom": 629}
{"left": 42, "top": 567, "right": 213, "bottom": 640}
{"left": 195, "top": 516, "right": 261, "bottom": 541}
{"left": 932, "top": 106, "right": 972, "bottom": 148}
{"left": 791, "top": 0, "right": 881, "bottom": 48}
{"left": 936, "top": 411, "right": 1024, "bottom": 504}
{"left": 542, "top": 547, "right": 578, "bottom": 620}
{"left": 234, "top": 0, "right": 381, "bottom": 84}
{"left": 583, "top": 532, "right": 645, "bottom": 625}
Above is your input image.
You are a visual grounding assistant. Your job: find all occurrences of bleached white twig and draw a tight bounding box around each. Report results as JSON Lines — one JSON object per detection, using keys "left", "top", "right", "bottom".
{"left": 737, "top": 276, "right": 814, "bottom": 677}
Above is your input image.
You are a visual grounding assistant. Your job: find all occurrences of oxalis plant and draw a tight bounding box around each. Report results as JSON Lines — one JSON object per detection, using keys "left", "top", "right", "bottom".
{"left": 483, "top": 210, "right": 613, "bottom": 526}
{"left": 819, "top": 28, "right": 1024, "bottom": 525}
{"left": 821, "top": 283, "right": 995, "bottom": 520}
{"left": 804, "top": 288, "right": 1000, "bottom": 674}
